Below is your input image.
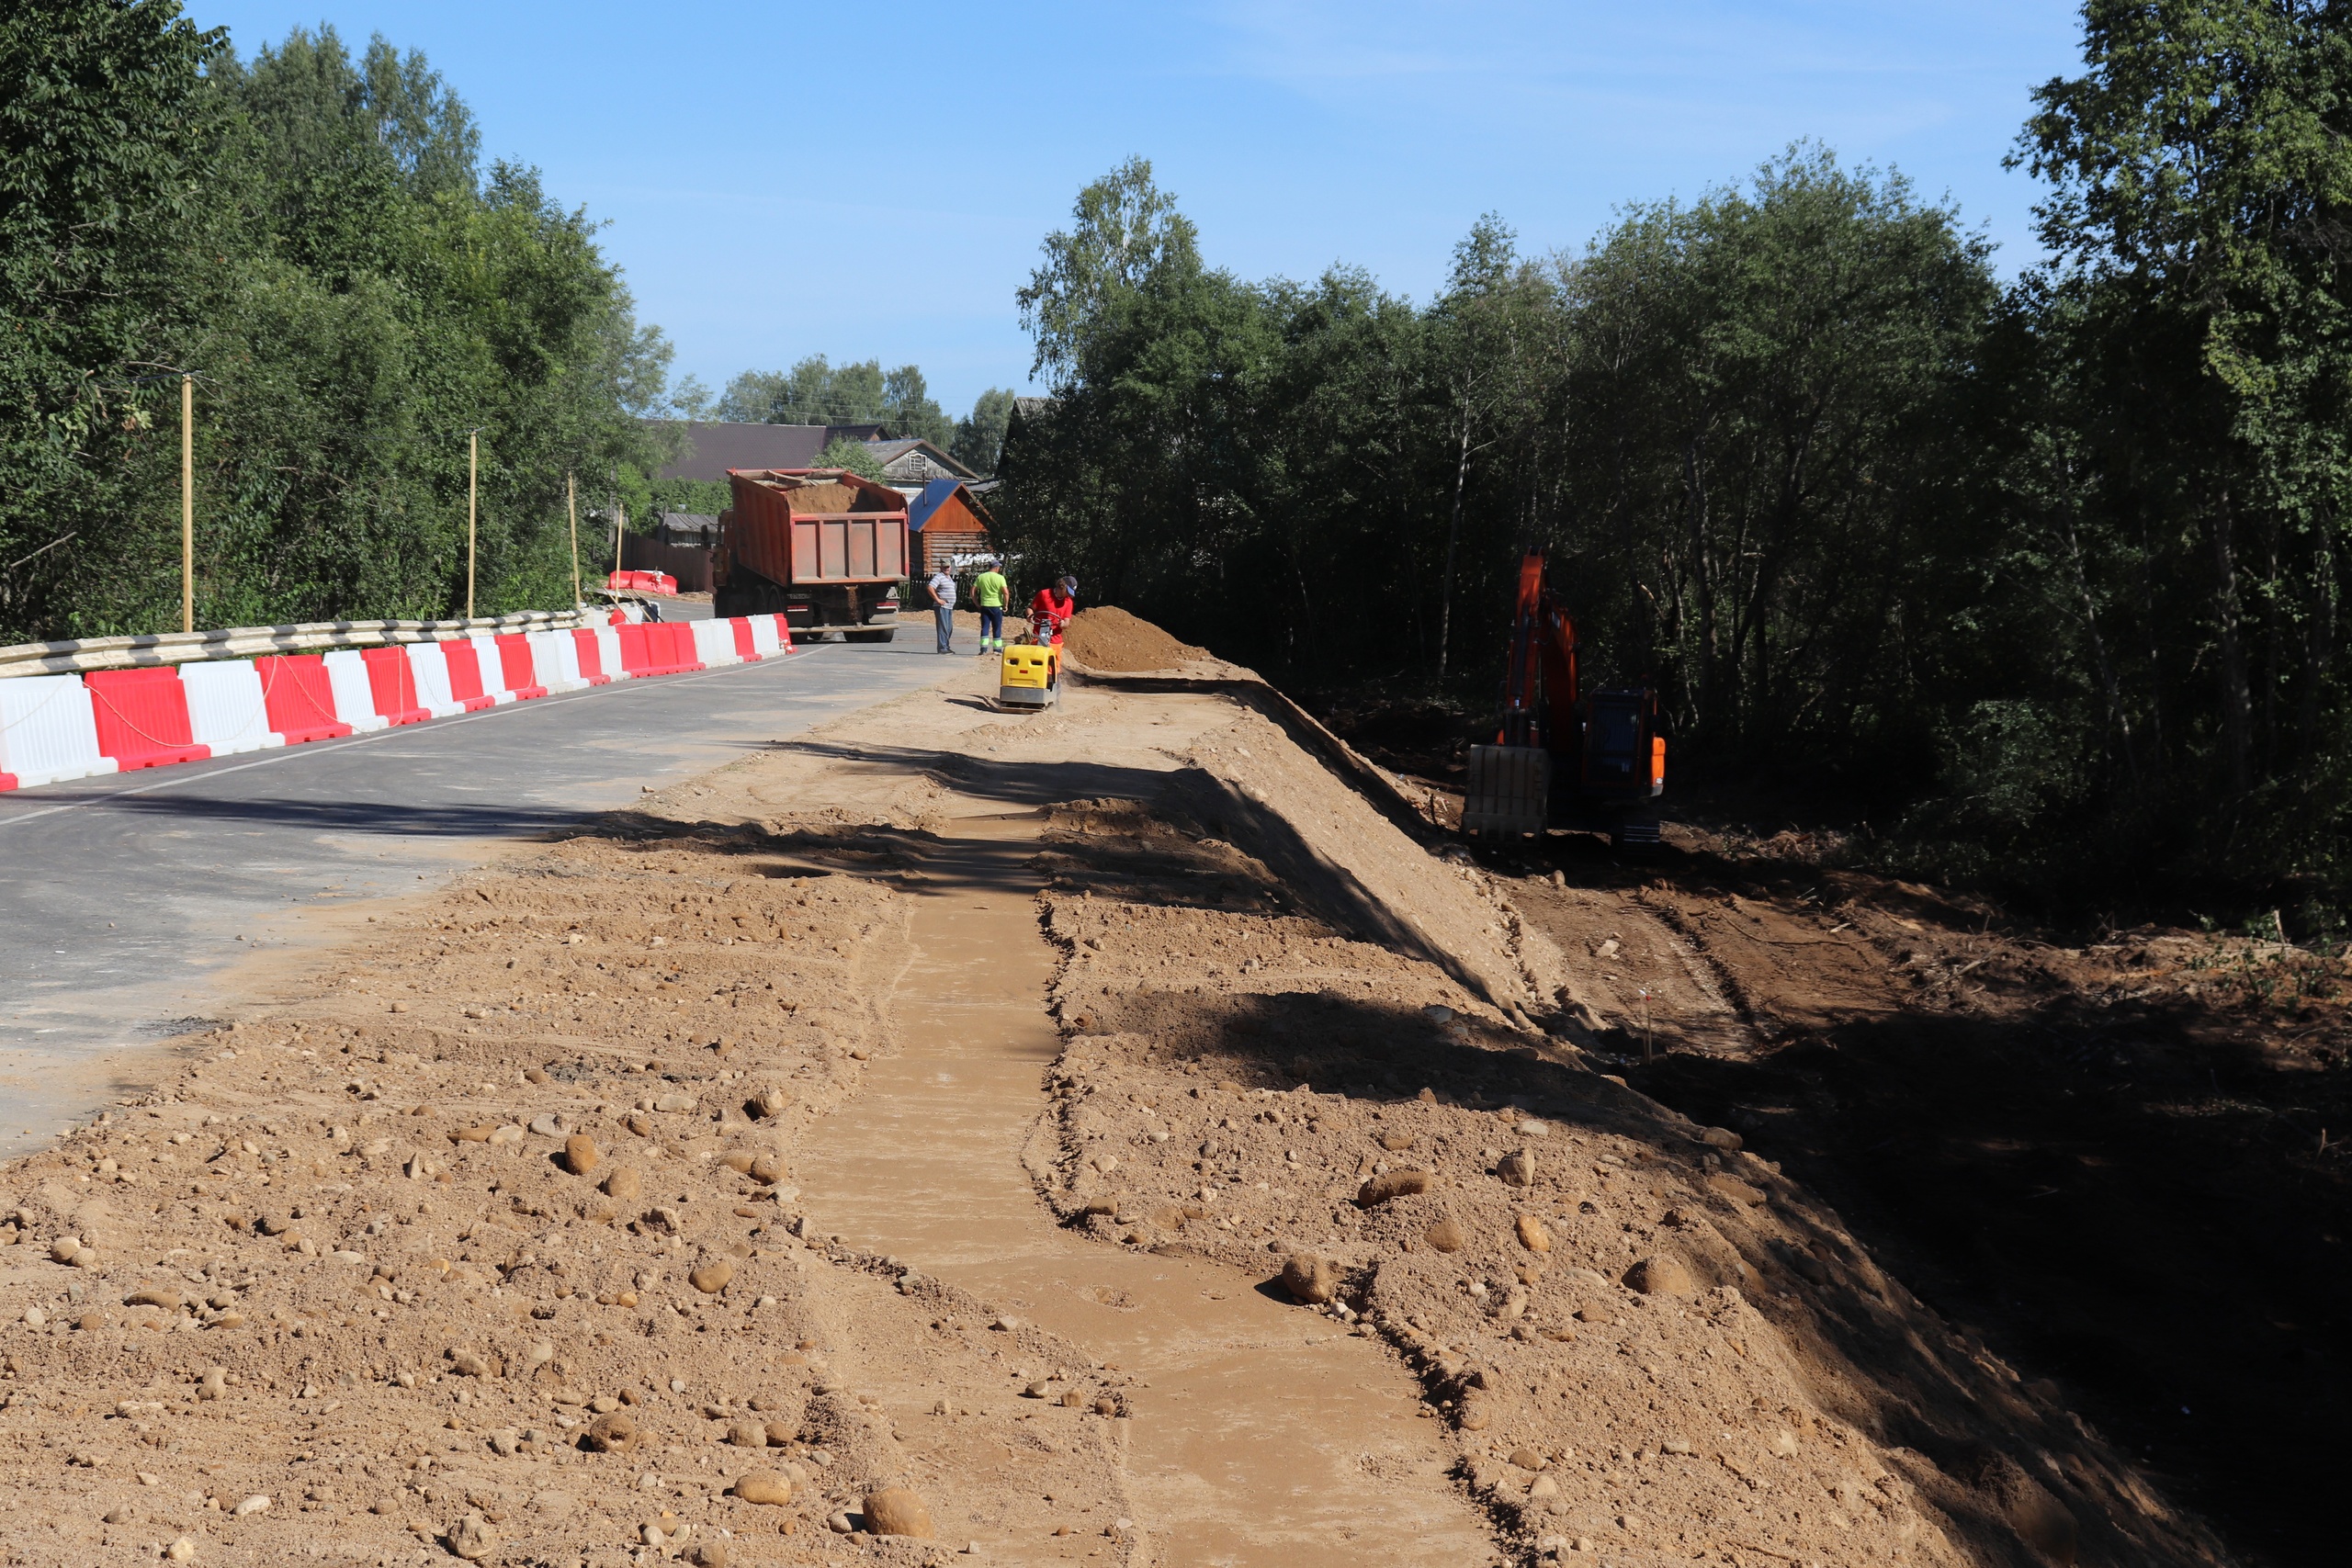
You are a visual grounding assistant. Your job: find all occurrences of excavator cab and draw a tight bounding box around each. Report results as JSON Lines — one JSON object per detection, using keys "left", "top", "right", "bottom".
{"left": 1463, "top": 552, "right": 1665, "bottom": 847}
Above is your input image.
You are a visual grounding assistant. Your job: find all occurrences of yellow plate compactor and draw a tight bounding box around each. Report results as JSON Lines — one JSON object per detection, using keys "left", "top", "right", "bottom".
{"left": 997, "top": 640, "right": 1058, "bottom": 711}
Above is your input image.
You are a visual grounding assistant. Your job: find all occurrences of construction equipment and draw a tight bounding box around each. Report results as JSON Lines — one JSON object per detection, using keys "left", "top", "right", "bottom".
{"left": 1462, "top": 549, "right": 1665, "bottom": 847}
{"left": 996, "top": 636, "right": 1058, "bottom": 712}
{"left": 713, "top": 468, "right": 906, "bottom": 641}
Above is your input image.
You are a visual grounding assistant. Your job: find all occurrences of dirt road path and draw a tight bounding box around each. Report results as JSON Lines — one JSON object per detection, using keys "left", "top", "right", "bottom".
{"left": 796, "top": 798, "right": 1491, "bottom": 1567}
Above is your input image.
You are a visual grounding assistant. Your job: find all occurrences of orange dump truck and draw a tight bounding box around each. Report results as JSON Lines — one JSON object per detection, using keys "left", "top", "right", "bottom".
{"left": 712, "top": 468, "right": 907, "bottom": 641}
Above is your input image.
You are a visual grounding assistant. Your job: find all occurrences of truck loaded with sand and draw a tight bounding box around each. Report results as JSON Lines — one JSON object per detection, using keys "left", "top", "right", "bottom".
{"left": 0, "top": 607, "right": 2278, "bottom": 1568}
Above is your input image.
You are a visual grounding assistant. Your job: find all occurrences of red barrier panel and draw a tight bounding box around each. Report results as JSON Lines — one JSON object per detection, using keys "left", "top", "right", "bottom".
{"left": 729, "top": 617, "right": 759, "bottom": 660}
{"left": 616, "top": 622, "right": 653, "bottom": 677}
{"left": 774, "top": 614, "right": 795, "bottom": 653}
{"left": 494, "top": 634, "right": 546, "bottom": 700}
{"left": 571, "top": 627, "right": 610, "bottom": 685}
{"left": 439, "top": 639, "right": 498, "bottom": 712}
{"left": 255, "top": 655, "right": 352, "bottom": 745}
{"left": 605, "top": 570, "right": 677, "bottom": 594}
{"left": 361, "top": 646, "right": 427, "bottom": 726}
{"left": 85, "top": 668, "right": 210, "bottom": 772}
{"left": 615, "top": 621, "right": 702, "bottom": 677}
{"left": 0, "top": 772, "right": 17, "bottom": 792}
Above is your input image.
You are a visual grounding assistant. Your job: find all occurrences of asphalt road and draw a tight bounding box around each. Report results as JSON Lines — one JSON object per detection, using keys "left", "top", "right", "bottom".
{"left": 0, "top": 628, "right": 952, "bottom": 1156}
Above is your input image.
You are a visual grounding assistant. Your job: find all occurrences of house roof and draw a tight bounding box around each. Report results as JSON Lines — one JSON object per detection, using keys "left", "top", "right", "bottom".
{"left": 650, "top": 422, "right": 887, "bottom": 482}
{"left": 908, "top": 477, "right": 997, "bottom": 534}
{"left": 865, "top": 438, "right": 979, "bottom": 481}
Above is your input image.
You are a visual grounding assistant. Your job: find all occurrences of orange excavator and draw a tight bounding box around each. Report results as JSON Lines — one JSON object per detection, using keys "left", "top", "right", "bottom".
{"left": 1461, "top": 549, "right": 1666, "bottom": 847}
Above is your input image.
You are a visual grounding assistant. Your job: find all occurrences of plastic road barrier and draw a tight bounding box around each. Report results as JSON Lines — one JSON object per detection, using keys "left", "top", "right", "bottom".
{"left": 0, "top": 673, "right": 118, "bottom": 790}
{"left": 616, "top": 622, "right": 702, "bottom": 678}
{"left": 360, "top": 646, "right": 429, "bottom": 726}
{"left": 689, "top": 618, "right": 742, "bottom": 669}
{"left": 571, "top": 627, "right": 613, "bottom": 686}
{"left": 772, "top": 614, "right": 796, "bottom": 653}
{"left": 179, "top": 660, "right": 283, "bottom": 757}
{"left": 402, "top": 641, "right": 469, "bottom": 720}
{"left": 526, "top": 629, "right": 586, "bottom": 694}
{"left": 463, "top": 634, "right": 519, "bottom": 704}
{"left": 254, "top": 654, "right": 353, "bottom": 746}
{"left": 747, "top": 615, "right": 781, "bottom": 658}
{"left": 85, "top": 667, "right": 210, "bottom": 772}
{"left": 326, "top": 649, "right": 391, "bottom": 733}
{"left": 494, "top": 633, "right": 548, "bottom": 700}
{"left": 727, "top": 616, "right": 761, "bottom": 661}
{"left": 437, "top": 638, "right": 499, "bottom": 713}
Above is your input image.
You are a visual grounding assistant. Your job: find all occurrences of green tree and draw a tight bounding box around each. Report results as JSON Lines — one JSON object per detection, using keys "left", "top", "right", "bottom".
{"left": 2013, "top": 0, "right": 2352, "bottom": 874}
{"left": 953, "top": 387, "right": 1017, "bottom": 474}
{"left": 817, "top": 435, "right": 885, "bottom": 479}
{"left": 0, "top": 0, "right": 223, "bottom": 637}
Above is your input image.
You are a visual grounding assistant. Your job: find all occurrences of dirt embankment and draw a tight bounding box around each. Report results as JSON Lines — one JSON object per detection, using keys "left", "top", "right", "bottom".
{"left": 1475, "top": 829, "right": 2352, "bottom": 1568}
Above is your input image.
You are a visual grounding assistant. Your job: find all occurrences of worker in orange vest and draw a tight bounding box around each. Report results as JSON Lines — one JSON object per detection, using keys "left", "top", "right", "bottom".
{"left": 1028, "top": 576, "right": 1076, "bottom": 644}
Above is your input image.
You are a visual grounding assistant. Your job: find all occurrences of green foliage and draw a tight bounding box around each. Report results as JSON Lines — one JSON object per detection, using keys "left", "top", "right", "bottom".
{"left": 816, "top": 436, "right": 886, "bottom": 480}
{"left": 0, "top": 0, "right": 224, "bottom": 634}
{"left": 996, "top": 85, "right": 2352, "bottom": 906}
{"left": 0, "top": 12, "right": 673, "bottom": 639}
{"left": 714, "top": 354, "right": 954, "bottom": 448}
{"left": 953, "top": 387, "right": 1016, "bottom": 475}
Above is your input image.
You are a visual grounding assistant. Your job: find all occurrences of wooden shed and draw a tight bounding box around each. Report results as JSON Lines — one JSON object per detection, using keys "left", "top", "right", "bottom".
{"left": 908, "top": 478, "right": 998, "bottom": 576}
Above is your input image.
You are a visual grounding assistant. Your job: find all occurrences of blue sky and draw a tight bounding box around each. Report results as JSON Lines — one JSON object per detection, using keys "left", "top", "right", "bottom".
{"left": 186, "top": 1, "right": 2087, "bottom": 420}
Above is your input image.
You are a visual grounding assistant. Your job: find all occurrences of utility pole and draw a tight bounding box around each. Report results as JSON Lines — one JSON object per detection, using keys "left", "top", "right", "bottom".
{"left": 465, "top": 430, "right": 480, "bottom": 620}
{"left": 179, "top": 373, "right": 194, "bottom": 635}
{"left": 566, "top": 472, "right": 582, "bottom": 611}
{"left": 610, "top": 462, "right": 625, "bottom": 579}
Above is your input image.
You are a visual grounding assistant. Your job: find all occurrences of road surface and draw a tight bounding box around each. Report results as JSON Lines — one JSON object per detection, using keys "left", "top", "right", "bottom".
{"left": 0, "top": 630, "right": 956, "bottom": 1155}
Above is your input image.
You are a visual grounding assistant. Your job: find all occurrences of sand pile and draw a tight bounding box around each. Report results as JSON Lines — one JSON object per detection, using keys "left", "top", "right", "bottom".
{"left": 1057, "top": 607, "right": 1206, "bottom": 672}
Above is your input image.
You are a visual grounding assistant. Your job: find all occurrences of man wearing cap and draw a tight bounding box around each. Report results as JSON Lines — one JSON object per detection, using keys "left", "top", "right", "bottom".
{"left": 972, "top": 558, "right": 1009, "bottom": 656}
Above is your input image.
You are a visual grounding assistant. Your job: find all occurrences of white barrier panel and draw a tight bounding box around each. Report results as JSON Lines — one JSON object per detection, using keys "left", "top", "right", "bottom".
{"left": 591, "top": 626, "right": 626, "bottom": 682}
{"left": 0, "top": 673, "right": 119, "bottom": 788}
{"left": 322, "top": 649, "right": 389, "bottom": 733}
{"left": 403, "top": 641, "right": 467, "bottom": 719}
{"left": 466, "top": 635, "right": 516, "bottom": 704}
{"left": 179, "top": 661, "right": 282, "bottom": 757}
{"left": 526, "top": 629, "right": 587, "bottom": 693}
{"left": 747, "top": 616, "right": 781, "bottom": 658}
{"left": 689, "top": 619, "right": 741, "bottom": 669}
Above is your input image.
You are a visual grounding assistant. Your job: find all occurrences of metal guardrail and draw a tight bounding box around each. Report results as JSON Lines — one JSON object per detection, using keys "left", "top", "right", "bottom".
{"left": 0, "top": 607, "right": 594, "bottom": 680}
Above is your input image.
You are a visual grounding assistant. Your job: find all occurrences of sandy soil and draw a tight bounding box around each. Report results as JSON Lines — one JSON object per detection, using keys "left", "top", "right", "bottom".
{"left": 0, "top": 637, "right": 2251, "bottom": 1568}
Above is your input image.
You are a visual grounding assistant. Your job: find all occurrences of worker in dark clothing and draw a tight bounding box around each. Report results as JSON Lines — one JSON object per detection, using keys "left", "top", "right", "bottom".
{"left": 1028, "top": 576, "right": 1077, "bottom": 644}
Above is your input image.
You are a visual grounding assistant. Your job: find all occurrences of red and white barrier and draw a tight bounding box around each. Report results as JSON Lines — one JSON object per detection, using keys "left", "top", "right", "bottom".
{"left": 179, "top": 660, "right": 282, "bottom": 757}
{"left": 319, "top": 650, "right": 385, "bottom": 734}
{"left": 0, "top": 615, "right": 807, "bottom": 794}
{"left": 0, "top": 673, "right": 118, "bottom": 790}
{"left": 85, "top": 667, "right": 209, "bottom": 772}
{"left": 526, "top": 629, "right": 587, "bottom": 693}
{"left": 402, "top": 642, "right": 469, "bottom": 719}
{"left": 493, "top": 633, "right": 548, "bottom": 700}
{"left": 257, "top": 654, "right": 355, "bottom": 746}
{"left": 689, "top": 619, "right": 742, "bottom": 669}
